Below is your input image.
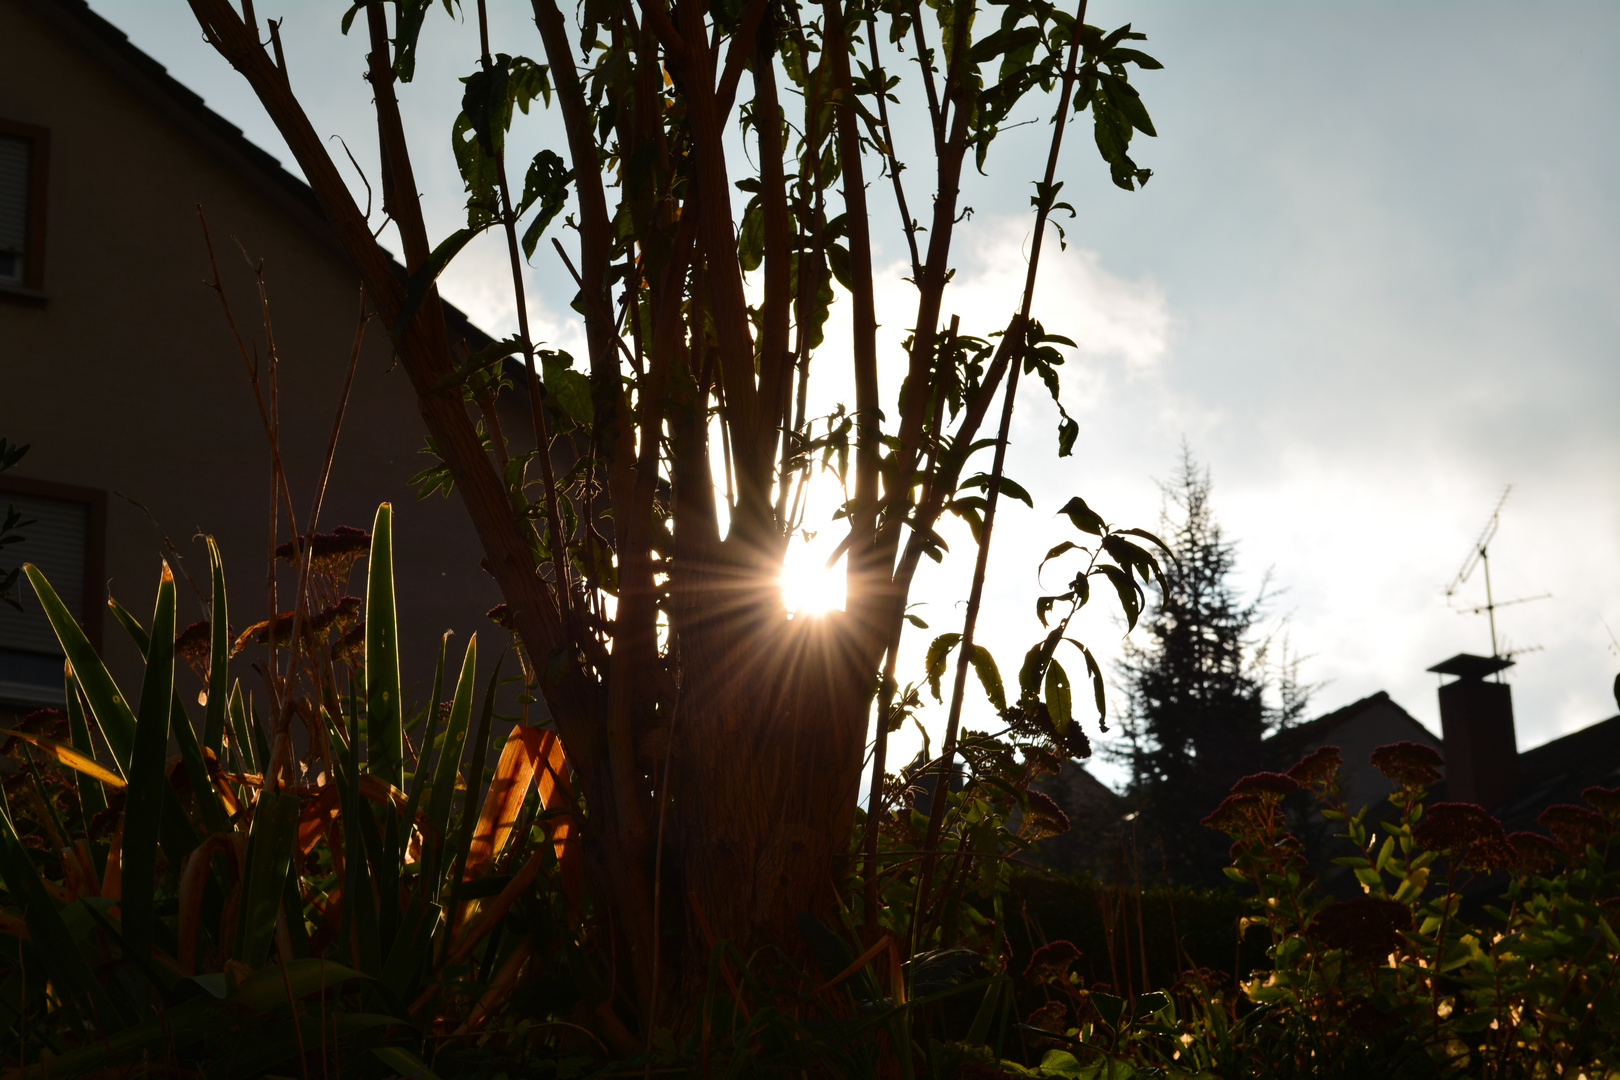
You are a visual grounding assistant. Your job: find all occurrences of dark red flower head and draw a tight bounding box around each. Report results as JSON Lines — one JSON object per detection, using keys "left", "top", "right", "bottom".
{"left": 309, "top": 596, "right": 363, "bottom": 633}
{"left": 1310, "top": 898, "right": 1410, "bottom": 960}
{"left": 1413, "top": 802, "right": 1508, "bottom": 854}
{"left": 1287, "top": 745, "right": 1343, "bottom": 788}
{"left": 1370, "top": 741, "right": 1443, "bottom": 788}
{"left": 174, "top": 621, "right": 213, "bottom": 660}
{"left": 486, "top": 604, "right": 515, "bottom": 630}
{"left": 1022, "top": 939, "right": 1080, "bottom": 985}
{"left": 1582, "top": 785, "right": 1620, "bottom": 817}
{"left": 1022, "top": 790, "right": 1071, "bottom": 840}
{"left": 1231, "top": 772, "right": 1300, "bottom": 798}
{"left": 1201, "top": 792, "right": 1265, "bottom": 834}
{"left": 1507, "top": 832, "right": 1564, "bottom": 875}
{"left": 1538, "top": 804, "right": 1608, "bottom": 852}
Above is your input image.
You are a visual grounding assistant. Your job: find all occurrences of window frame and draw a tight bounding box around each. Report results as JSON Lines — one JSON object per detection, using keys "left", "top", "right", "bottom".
{"left": 0, "top": 118, "right": 50, "bottom": 293}
{"left": 0, "top": 476, "right": 105, "bottom": 652}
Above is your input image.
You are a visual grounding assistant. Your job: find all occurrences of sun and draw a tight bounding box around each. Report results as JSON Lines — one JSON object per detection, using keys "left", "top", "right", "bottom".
{"left": 779, "top": 537, "right": 846, "bottom": 616}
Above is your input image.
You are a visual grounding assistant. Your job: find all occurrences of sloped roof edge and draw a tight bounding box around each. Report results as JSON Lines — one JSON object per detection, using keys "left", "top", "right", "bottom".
{"left": 25, "top": 0, "right": 492, "bottom": 350}
{"left": 1267, "top": 689, "right": 1437, "bottom": 754}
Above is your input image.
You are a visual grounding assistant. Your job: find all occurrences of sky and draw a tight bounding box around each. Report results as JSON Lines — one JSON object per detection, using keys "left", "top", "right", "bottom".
{"left": 102, "top": 0, "right": 1620, "bottom": 788}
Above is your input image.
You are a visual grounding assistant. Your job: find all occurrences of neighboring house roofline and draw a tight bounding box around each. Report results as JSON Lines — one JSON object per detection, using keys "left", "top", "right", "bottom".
{"left": 1267, "top": 690, "right": 1438, "bottom": 755}
{"left": 19, "top": 0, "right": 492, "bottom": 350}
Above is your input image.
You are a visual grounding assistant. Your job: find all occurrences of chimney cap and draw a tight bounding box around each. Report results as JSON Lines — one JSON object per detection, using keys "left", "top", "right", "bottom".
{"left": 1428, "top": 652, "right": 1515, "bottom": 680}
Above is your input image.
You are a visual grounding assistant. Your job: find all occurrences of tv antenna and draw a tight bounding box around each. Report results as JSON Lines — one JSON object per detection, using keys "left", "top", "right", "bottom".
{"left": 1444, "top": 485, "right": 1550, "bottom": 660}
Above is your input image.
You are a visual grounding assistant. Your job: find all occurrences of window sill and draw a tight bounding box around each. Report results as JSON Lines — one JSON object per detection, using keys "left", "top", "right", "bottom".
{"left": 0, "top": 281, "right": 48, "bottom": 308}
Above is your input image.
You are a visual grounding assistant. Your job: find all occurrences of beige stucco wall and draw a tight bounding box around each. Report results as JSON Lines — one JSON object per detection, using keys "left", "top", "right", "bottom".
{"left": 0, "top": 0, "right": 508, "bottom": 710}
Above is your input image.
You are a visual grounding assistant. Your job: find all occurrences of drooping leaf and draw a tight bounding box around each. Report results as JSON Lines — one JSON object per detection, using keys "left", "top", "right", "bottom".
{"left": 0, "top": 729, "right": 124, "bottom": 788}
{"left": 1044, "top": 660, "right": 1072, "bottom": 732}
{"left": 970, "top": 645, "right": 1006, "bottom": 712}
{"left": 925, "top": 633, "right": 962, "bottom": 702}
{"left": 1096, "top": 563, "right": 1142, "bottom": 631}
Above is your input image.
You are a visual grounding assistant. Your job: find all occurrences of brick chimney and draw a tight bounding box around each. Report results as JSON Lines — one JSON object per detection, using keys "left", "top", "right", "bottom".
{"left": 1428, "top": 653, "right": 1520, "bottom": 810}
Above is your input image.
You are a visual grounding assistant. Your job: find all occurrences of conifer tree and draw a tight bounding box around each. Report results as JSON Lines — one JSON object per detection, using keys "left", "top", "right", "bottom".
{"left": 1115, "top": 451, "right": 1304, "bottom": 883}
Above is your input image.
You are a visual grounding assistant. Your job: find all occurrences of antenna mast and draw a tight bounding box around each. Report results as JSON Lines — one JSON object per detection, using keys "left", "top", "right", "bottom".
{"left": 1444, "top": 485, "right": 1550, "bottom": 660}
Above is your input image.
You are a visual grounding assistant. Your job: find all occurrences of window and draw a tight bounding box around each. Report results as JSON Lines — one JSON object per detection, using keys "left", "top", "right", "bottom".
{"left": 0, "top": 480, "right": 104, "bottom": 708}
{"left": 0, "top": 119, "right": 49, "bottom": 291}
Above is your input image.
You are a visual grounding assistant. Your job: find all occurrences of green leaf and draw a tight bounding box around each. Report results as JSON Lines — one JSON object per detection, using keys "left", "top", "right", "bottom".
{"left": 970, "top": 645, "right": 1006, "bottom": 712}
{"left": 237, "top": 787, "right": 302, "bottom": 969}
{"left": 1040, "top": 540, "right": 1080, "bottom": 572}
{"left": 203, "top": 537, "right": 230, "bottom": 756}
{"left": 23, "top": 565, "right": 137, "bottom": 765}
{"left": 64, "top": 669, "right": 109, "bottom": 821}
{"left": 1057, "top": 496, "right": 1106, "bottom": 536}
{"left": 122, "top": 560, "right": 176, "bottom": 962}
{"left": 518, "top": 150, "right": 574, "bottom": 259}
{"left": 394, "top": 227, "right": 489, "bottom": 334}
{"left": 925, "top": 633, "right": 962, "bottom": 702}
{"left": 1096, "top": 563, "right": 1142, "bottom": 631}
{"left": 1079, "top": 643, "right": 1106, "bottom": 721}
{"left": 541, "top": 351, "right": 594, "bottom": 425}
{"left": 228, "top": 680, "right": 257, "bottom": 774}
{"left": 1045, "top": 660, "right": 1072, "bottom": 732}
{"left": 366, "top": 503, "right": 404, "bottom": 789}
{"left": 1091, "top": 990, "right": 1125, "bottom": 1030}
{"left": 426, "top": 635, "right": 478, "bottom": 869}
{"left": 961, "top": 472, "right": 1035, "bottom": 509}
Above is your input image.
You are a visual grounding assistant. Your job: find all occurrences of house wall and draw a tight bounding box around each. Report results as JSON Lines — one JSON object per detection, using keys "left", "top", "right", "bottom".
{"left": 0, "top": 0, "right": 510, "bottom": 716}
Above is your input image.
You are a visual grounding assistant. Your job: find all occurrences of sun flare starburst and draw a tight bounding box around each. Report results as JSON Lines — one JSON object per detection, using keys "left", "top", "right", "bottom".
{"left": 779, "top": 538, "right": 846, "bottom": 616}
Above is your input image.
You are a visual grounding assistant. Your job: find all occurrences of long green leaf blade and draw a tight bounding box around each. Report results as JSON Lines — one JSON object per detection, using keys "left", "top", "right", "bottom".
{"left": 237, "top": 788, "right": 301, "bottom": 969}
{"left": 365, "top": 504, "right": 403, "bottom": 789}
{"left": 22, "top": 565, "right": 136, "bottom": 766}
{"left": 426, "top": 635, "right": 477, "bottom": 874}
{"left": 446, "top": 651, "right": 502, "bottom": 903}
{"left": 64, "top": 668, "right": 110, "bottom": 821}
{"left": 228, "top": 680, "right": 256, "bottom": 773}
{"left": 203, "top": 537, "right": 230, "bottom": 756}
{"left": 122, "top": 560, "right": 176, "bottom": 962}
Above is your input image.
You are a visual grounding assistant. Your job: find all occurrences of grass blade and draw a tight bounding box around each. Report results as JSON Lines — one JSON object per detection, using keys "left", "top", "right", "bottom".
{"left": 237, "top": 787, "right": 301, "bottom": 968}
{"left": 402, "top": 631, "right": 451, "bottom": 832}
{"left": 425, "top": 635, "right": 477, "bottom": 876}
{"left": 121, "top": 560, "right": 176, "bottom": 961}
{"left": 446, "top": 652, "right": 501, "bottom": 918}
{"left": 365, "top": 503, "right": 403, "bottom": 788}
{"left": 64, "top": 668, "right": 109, "bottom": 826}
{"left": 22, "top": 565, "right": 136, "bottom": 766}
{"left": 228, "top": 680, "right": 256, "bottom": 773}
{"left": 203, "top": 537, "right": 230, "bottom": 756}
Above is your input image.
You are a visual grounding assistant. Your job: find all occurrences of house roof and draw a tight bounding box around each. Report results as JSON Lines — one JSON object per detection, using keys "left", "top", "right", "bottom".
{"left": 22, "top": 0, "right": 493, "bottom": 351}
{"left": 1493, "top": 712, "right": 1620, "bottom": 833}
{"left": 1266, "top": 690, "right": 1437, "bottom": 758}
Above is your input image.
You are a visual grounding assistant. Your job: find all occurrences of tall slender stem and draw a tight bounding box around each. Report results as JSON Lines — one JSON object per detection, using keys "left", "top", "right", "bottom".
{"left": 913, "top": 0, "right": 1090, "bottom": 938}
